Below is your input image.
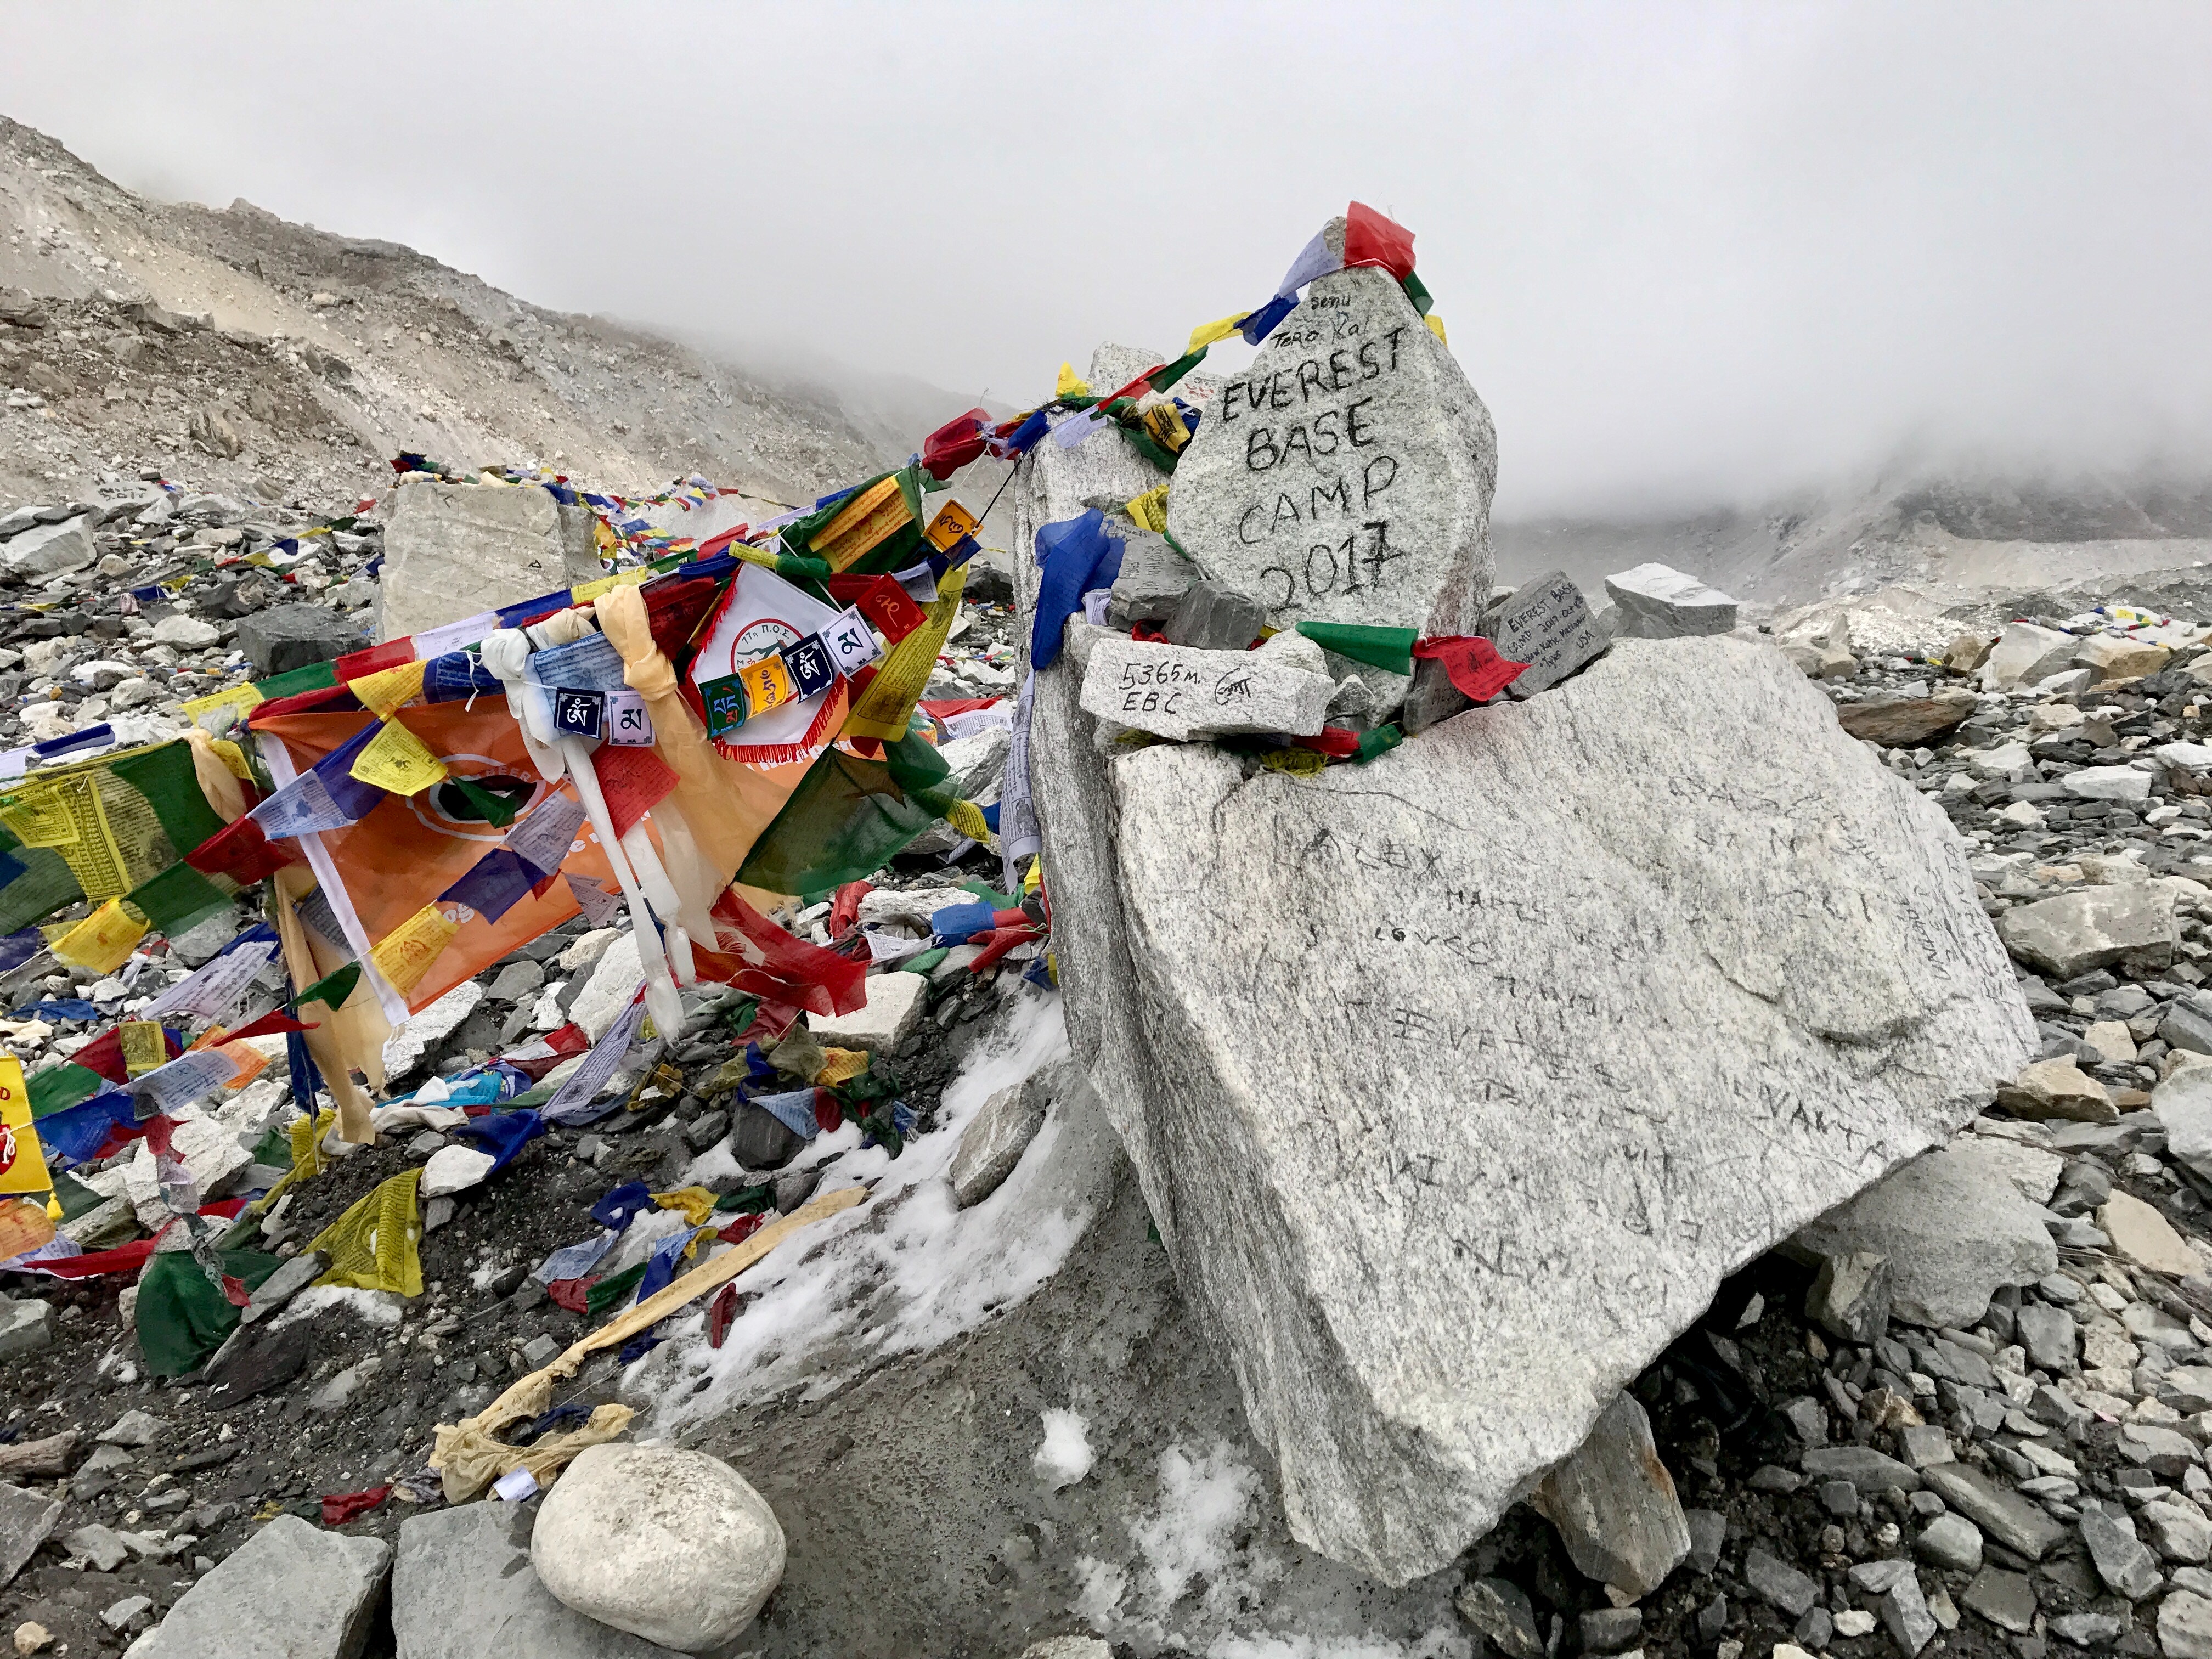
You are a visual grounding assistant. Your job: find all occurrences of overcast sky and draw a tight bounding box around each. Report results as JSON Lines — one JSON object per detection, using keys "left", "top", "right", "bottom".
{"left": 5, "top": 1, "right": 2208, "bottom": 517}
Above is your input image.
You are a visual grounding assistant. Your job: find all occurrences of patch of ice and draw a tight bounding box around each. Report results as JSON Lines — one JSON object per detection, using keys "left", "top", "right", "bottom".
{"left": 648, "top": 988, "right": 1098, "bottom": 1426}
{"left": 269, "top": 1286, "right": 405, "bottom": 1330}
{"left": 1034, "top": 1407, "right": 1094, "bottom": 1490}
{"left": 1130, "top": 1443, "right": 1261, "bottom": 1613}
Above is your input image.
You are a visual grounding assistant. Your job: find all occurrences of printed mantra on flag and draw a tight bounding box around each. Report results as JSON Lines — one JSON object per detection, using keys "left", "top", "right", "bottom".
{"left": 1219, "top": 312, "right": 1418, "bottom": 612}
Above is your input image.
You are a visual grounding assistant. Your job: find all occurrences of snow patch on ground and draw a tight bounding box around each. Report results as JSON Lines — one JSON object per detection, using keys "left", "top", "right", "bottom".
{"left": 1034, "top": 1406, "right": 1094, "bottom": 1490}
{"left": 269, "top": 1286, "right": 405, "bottom": 1329}
{"left": 646, "top": 989, "right": 1093, "bottom": 1426}
{"left": 1077, "top": 1442, "right": 1471, "bottom": 1659}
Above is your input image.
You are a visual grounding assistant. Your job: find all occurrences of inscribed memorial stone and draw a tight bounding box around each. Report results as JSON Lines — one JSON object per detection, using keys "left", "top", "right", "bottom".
{"left": 1079, "top": 637, "right": 1333, "bottom": 742}
{"left": 1167, "top": 221, "right": 1497, "bottom": 639}
{"left": 1487, "top": 569, "right": 1610, "bottom": 698}
{"left": 1029, "top": 633, "right": 2033, "bottom": 1584}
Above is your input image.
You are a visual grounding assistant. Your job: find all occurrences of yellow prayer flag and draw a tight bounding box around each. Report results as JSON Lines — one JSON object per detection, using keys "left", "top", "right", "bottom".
{"left": 923, "top": 499, "right": 979, "bottom": 554}
{"left": 351, "top": 716, "right": 449, "bottom": 795}
{"left": 1425, "top": 313, "right": 1448, "bottom": 345}
{"left": 369, "top": 903, "right": 459, "bottom": 997}
{"left": 1187, "top": 313, "right": 1249, "bottom": 354}
{"left": 207, "top": 738, "right": 253, "bottom": 781}
{"left": 1127, "top": 483, "right": 1170, "bottom": 533}
{"left": 814, "top": 1047, "right": 871, "bottom": 1086}
{"left": 812, "top": 476, "right": 913, "bottom": 573}
{"left": 737, "top": 653, "right": 796, "bottom": 719}
{"left": 843, "top": 564, "right": 969, "bottom": 741}
{"left": 0, "top": 1056, "right": 53, "bottom": 1199}
{"left": 1261, "top": 748, "right": 1329, "bottom": 777}
{"left": 51, "top": 899, "right": 146, "bottom": 974}
{"left": 1055, "top": 362, "right": 1091, "bottom": 398}
{"left": 572, "top": 569, "right": 649, "bottom": 605}
{"left": 180, "top": 682, "right": 264, "bottom": 724}
{"left": 945, "top": 798, "right": 994, "bottom": 846}
{"left": 650, "top": 1187, "right": 719, "bottom": 1227}
{"left": 349, "top": 659, "right": 427, "bottom": 719}
{"left": 119, "top": 1020, "right": 167, "bottom": 1078}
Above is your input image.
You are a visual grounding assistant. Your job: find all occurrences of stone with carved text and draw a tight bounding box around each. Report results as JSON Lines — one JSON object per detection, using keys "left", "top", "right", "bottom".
{"left": 1167, "top": 221, "right": 1497, "bottom": 639}
{"left": 1028, "top": 634, "right": 2033, "bottom": 1584}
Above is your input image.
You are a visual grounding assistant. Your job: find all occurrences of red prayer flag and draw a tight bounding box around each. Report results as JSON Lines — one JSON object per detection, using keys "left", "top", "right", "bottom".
{"left": 590, "top": 744, "right": 679, "bottom": 841}
{"left": 812, "top": 1087, "right": 843, "bottom": 1136}
{"left": 690, "top": 890, "right": 868, "bottom": 1018}
{"left": 1294, "top": 727, "right": 1363, "bottom": 757}
{"left": 546, "top": 1276, "right": 594, "bottom": 1313}
{"left": 222, "top": 1009, "right": 313, "bottom": 1043}
{"left": 185, "top": 814, "right": 305, "bottom": 885}
{"left": 321, "top": 1486, "right": 392, "bottom": 1526}
{"left": 333, "top": 639, "right": 415, "bottom": 684}
{"left": 827, "top": 881, "right": 871, "bottom": 937}
{"left": 707, "top": 1279, "right": 742, "bottom": 1346}
{"left": 1413, "top": 635, "right": 1527, "bottom": 703}
{"left": 1344, "top": 201, "right": 1417, "bottom": 280}
{"left": 919, "top": 408, "right": 990, "bottom": 482}
{"left": 854, "top": 575, "right": 927, "bottom": 644}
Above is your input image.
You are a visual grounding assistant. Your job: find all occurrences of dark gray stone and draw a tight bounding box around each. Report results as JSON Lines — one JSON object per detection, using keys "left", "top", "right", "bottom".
{"left": 129, "top": 1514, "right": 389, "bottom": 1658}
{"left": 729, "top": 1102, "right": 805, "bottom": 1171}
{"left": 1398, "top": 652, "right": 1471, "bottom": 733}
{"left": 0, "top": 1482, "right": 61, "bottom": 1586}
{"left": 1922, "top": 1464, "right": 2066, "bottom": 1561}
{"left": 235, "top": 605, "right": 363, "bottom": 676}
{"left": 1961, "top": 1565, "right": 2039, "bottom": 1634}
{"left": 1684, "top": 1508, "right": 1726, "bottom": 1575}
{"left": 1805, "top": 1249, "right": 1893, "bottom": 1341}
{"left": 1579, "top": 1607, "right": 1641, "bottom": 1653}
{"left": 1452, "top": 1577, "right": 1542, "bottom": 1659}
{"left": 1744, "top": 1545, "right": 1820, "bottom": 1617}
{"left": 1104, "top": 531, "right": 1200, "bottom": 627}
{"left": 1799, "top": 1445, "right": 1922, "bottom": 1493}
{"left": 1163, "top": 580, "right": 1265, "bottom": 651}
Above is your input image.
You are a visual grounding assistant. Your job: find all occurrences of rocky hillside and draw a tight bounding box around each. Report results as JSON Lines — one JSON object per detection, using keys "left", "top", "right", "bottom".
{"left": 0, "top": 114, "right": 910, "bottom": 512}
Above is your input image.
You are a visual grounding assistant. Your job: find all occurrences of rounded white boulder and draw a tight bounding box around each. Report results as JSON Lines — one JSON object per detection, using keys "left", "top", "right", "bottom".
{"left": 530, "top": 1443, "right": 785, "bottom": 1651}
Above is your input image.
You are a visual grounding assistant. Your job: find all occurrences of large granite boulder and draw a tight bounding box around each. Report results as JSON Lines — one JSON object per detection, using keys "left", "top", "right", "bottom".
{"left": 1166, "top": 218, "right": 1497, "bottom": 640}
{"left": 1028, "top": 633, "right": 2033, "bottom": 1584}
{"left": 379, "top": 477, "right": 603, "bottom": 641}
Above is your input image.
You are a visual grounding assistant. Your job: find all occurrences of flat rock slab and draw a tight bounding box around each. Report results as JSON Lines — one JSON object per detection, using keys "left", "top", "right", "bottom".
{"left": 1167, "top": 236, "right": 1497, "bottom": 639}
{"left": 1031, "top": 633, "right": 2033, "bottom": 1584}
{"left": 1792, "top": 1143, "right": 2058, "bottom": 1328}
{"left": 0, "top": 1482, "right": 61, "bottom": 1586}
{"left": 1079, "top": 637, "right": 1332, "bottom": 741}
{"left": 1603, "top": 563, "right": 1738, "bottom": 637}
{"left": 393, "top": 1501, "right": 685, "bottom": 1659}
{"left": 379, "top": 478, "right": 603, "bottom": 643}
{"left": 131, "top": 1514, "right": 388, "bottom": 1658}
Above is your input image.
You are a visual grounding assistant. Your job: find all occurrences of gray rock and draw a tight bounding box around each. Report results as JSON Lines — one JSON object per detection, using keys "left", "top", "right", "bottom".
{"left": 951, "top": 1070, "right": 1053, "bottom": 1209}
{"left": 531, "top": 1444, "right": 784, "bottom": 1651}
{"left": 1531, "top": 1393, "right": 1690, "bottom": 1596}
{"left": 1853, "top": 1558, "right": 1938, "bottom": 1654}
{"left": 1453, "top": 1577, "right": 1542, "bottom": 1659}
{"left": 1791, "top": 1144, "right": 2058, "bottom": 1329}
{"left": 1897, "top": 1424, "right": 1954, "bottom": 1469}
{"left": 486, "top": 959, "right": 546, "bottom": 1005}
{"left": 681, "top": 1111, "right": 729, "bottom": 1155}
{"left": 0, "top": 1297, "right": 53, "bottom": 1360}
{"left": 1078, "top": 636, "right": 1331, "bottom": 741}
{"left": 2163, "top": 1000, "right": 2212, "bottom": 1057}
{"left": 1162, "top": 580, "right": 1266, "bottom": 652}
{"left": 1982, "top": 623, "right": 2083, "bottom": 691}
{"left": 1744, "top": 1545, "right": 1821, "bottom": 1617}
{"left": 67, "top": 1523, "right": 129, "bottom": 1571}
{"left": 1916, "top": 1511, "right": 1984, "bottom": 1572}
{"left": 152, "top": 614, "right": 219, "bottom": 648}
{"left": 1487, "top": 569, "right": 1610, "bottom": 698}
{"left": 1400, "top": 652, "right": 1472, "bottom": 733}
{"left": 520, "top": 1334, "right": 559, "bottom": 1369}
{"left": 97, "top": 1409, "right": 168, "bottom": 1448}
{"left": 1602, "top": 562, "right": 1738, "bottom": 638}
{"left": 240, "top": 1249, "right": 330, "bottom": 1325}
{"left": 2162, "top": 1365, "right": 2212, "bottom": 1413}
{"left": 1579, "top": 1606, "right": 1641, "bottom": 1653}
{"left": 1027, "top": 628, "right": 2033, "bottom": 1584}
{"left": 2164, "top": 1590, "right": 2212, "bottom": 1659}
{"left": 2155, "top": 1060, "right": 2212, "bottom": 1188}
{"left": 1819, "top": 1478, "right": 1858, "bottom": 1516}
{"left": 1997, "top": 883, "right": 2179, "bottom": 980}
{"left": 392, "top": 1500, "right": 683, "bottom": 1658}
{"left": 2143, "top": 1498, "right": 2212, "bottom": 1564}
{"left": 103, "top": 1594, "right": 154, "bottom": 1630}
{"left": 1166, "top": 228, "right": 1497, "bottom": 639}
{"left": 1805, "top": 1250, "right": 1892, "bottom": 1342}
{"left": 0, "top": 1482, "right": 61, "bottom": 1586}
{"left": 234, "top": 605, "right": 362, "bottom": 676}
{"left": 1800, "top": 1445, "right": 1922, "bottom": 1493}
{"left": 1105, "top": 531, "right": 1201, "bottom": 627}
{"left": 2016, "top": 1301, "right": 2081, "bottom": 1373}
{"left": 729, "top": 1103, "right": 804, "bottom": 1171}
{"left": 2119, "top": 1420, "right": 2200, "bottom": 1475}
{"left": 379, "top": 477, "right": 603, "bottom": 642}
{"left": 1684, "top": 1508, "right": 1725, "bottom": 1575}
{"left": 1922, "top": 1463, "right": 2067, "bottom": 1561}
{"left": 1780, "top": 1395, "right": 1829, "bottom": 1444}
{"left": 0, "top": 515, "right": 95, "bottom": 577}
{"left": 129, "top": 1514, "right": 388, "bottom": 1658}
{"left": 2047, "top": 1610, "right": 2126, "bottom": 1646}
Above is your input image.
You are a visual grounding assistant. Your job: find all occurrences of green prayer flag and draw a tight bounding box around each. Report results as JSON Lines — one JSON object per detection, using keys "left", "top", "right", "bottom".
{"left": 452, "top": 775, "right": 522, "bottom": 828}
{"left": 251, "top": 659, "right": 341, "bottom": 702}
{"left": 898, "top": 946, "right": 949, "bottom": 977}
{"left": 735, "top": 745, "right": 940, "bottom": 900}
{"left": 1149, "top": 347, "right": 1209, "bottom": 393}
{"left": 30, "top": 1062, "right": 101, "bottom": 1119}
{"left": 1355, "top": 724, "right": 1405, "bottom": 764}
{"left": 0, "top": 841, "right": 82, "bottom": 936}
{"left": 137, "top": 1248, "right": 283, "bottom": 1376}
{"left": 1296, "top": 620, "right": 1418, "bottom": 678}
{"left": 108, "top": 742, "right": 230, "bottom": 857}
{"left": 299, "top": 960, "right": 363, "bottom": 1013}
{"left": 1400, "top": 270, "right": 1435, "bottom": 318}
{"left": 126, "top": 861, "right": 233, "bottom": 935}
{"left": 585, "top": 1259, "right": 649, "bottom": 1317}
{"left": 712, "top": 1183, "right": 777, "bottom": 1215}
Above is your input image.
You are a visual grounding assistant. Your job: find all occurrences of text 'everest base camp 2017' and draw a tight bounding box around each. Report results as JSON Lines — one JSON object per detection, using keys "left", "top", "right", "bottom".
{"left": 8, "top": 161, "right": 2212, "bottom": 1659}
